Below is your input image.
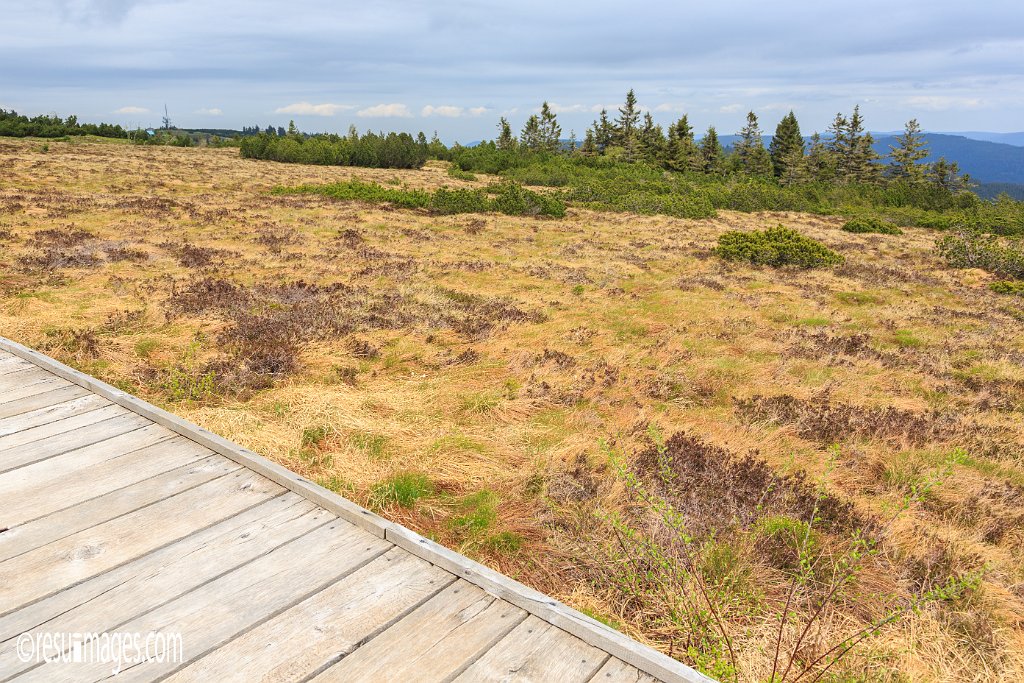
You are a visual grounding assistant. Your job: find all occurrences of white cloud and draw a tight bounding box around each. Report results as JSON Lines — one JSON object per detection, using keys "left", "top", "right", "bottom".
{"left": 274, "top": 102, "right": 353, "bottom": 116}
{"left": 903, "top": 95, "right": 985, "bottom": 111}
{"left": 654, "top": 102, "right": 687, "bottom": 113}
{"left": 114, "top": 106, "right": 148, "bottom": 114}
{"left": 357, "top": 103, "right": 413, "bottom": 118}
{"left": 421, "top": 105, "right": 463, "bottom": 117}
{"left": 547, "top": 103, "right": 590, "bottom": 114}
{"left": 719, "top": 103, "right": 743, "bottom": 113}
{"left": 195, "top": 107, "right": 222, "bottom": 115}
{"left": 468, "top": 106, "right": 489, "bottom": 116}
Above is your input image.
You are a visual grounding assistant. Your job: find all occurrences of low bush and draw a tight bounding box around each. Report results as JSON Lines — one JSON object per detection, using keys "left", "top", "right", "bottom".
{"left": 841, "top": 216, "right": 903, "bottom": 235}
{"left": 275, "top": 179, "right": 565, "bottom": 217}
{"left": 714, "top": 226, "right": 844, "bottom": 268}
{"left": 936, "top": 228, "right": 1024, "bottom": 279}
{"left": 990, "top": 280, "right": 1024, "bottom": 296}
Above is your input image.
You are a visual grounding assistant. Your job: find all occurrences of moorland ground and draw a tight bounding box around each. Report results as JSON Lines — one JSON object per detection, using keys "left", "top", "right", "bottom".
{"left": 1, "top": 137, "right": 1023, "bottom": 681}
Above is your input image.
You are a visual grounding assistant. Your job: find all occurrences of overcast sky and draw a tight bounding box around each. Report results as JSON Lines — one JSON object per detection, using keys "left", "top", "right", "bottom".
{"left": 2, "top": 0, "right": 1022, "bottom": 140}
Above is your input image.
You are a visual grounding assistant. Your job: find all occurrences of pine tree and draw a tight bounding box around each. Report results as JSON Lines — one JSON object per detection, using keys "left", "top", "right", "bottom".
{"left": 928, "top": 157, "right": 970, "bottom": 193}
{"left": 769, "top": 111, "right": 804, "bottom": 178}
{"left": 734, "top": 111, "right": 772, "bottom": 176}
{"left": 287, "top": 119, "right": 299, "bottom": 136}
{"left": 520, "top": 115, "right": 542, "bottom": 151}
{"left": 568, "top": 129, "right": 577, "bottom": 152}
{"left": 887, "top": 118, "right": 929, "bottom": 183}
{"left": 699, "top": 126, "right": 724, "bottom": 174}
{"left": 829, "top": 106, "right": 880, "bottom": 184}
{"left": 496, "top": 117, "right": 516, "bottom": 151}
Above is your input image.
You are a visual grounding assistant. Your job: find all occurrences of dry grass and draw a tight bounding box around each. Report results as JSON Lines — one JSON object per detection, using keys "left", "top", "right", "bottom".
{"left": 2, "top": 137, "right": 1024, "bottom": 681}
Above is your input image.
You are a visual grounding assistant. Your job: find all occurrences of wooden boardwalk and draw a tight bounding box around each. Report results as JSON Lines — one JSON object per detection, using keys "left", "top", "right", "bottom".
{"left": 0, "top": 338, "right": 709, "bottom": 682}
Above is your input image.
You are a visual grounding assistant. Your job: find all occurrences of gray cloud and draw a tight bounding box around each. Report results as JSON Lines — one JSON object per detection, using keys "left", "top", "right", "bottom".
{"left": 1, "top": 0, "right": 1021, "bottom": 138}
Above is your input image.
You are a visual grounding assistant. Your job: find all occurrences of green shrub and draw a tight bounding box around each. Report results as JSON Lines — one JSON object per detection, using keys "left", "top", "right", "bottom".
{"left": 370, "top": 472, "right": 434, "bottom": 508}
{"left": 428, "top": 187, "right": 490, "bottom": 214}
{"left": 990, "top": 280, "right": 1024, "bottom": 296}
{"left": 447, "top": 164, "right": 477, "bottom": 181}
{"left": 936, "top": 228, "right": 1024, "bottom": 279}
{"left": 714, "top": 225, "right": 844, "bottom": 268}
{"left": 841, "top": 216, "right": 902, "bottom": 235}
{"left": 275, "top": 179, "right": 564, "bottom": 217}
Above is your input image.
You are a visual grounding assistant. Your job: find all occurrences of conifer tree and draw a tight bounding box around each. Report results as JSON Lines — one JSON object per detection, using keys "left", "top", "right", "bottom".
{"left": 538, "top": 102, "right": 562, "bottom": 152}
{"left": 734, "top": 111, "right": 773, "bottom": 176}
{"left": 287, "top": 119, "right": 299, "bottom": 136}
{"left": 928, "top": 157, "right": 970, "bottom": 193}
{"left": 520, "top": 115, "right": 542, "bottom": 151}
{"left": 699, "top": 126, "right": 724, "bottom": 174}
{"left": 615, "top": 89, "right": 641, "bottom": 144}
{"left": 580, "top": 128, "right": 598, "bottom": 156}
{"left": 887, "top": 118, "right": 929, "bottom": 183}
{"left": 769, "top": 111, "right": 804, "bottom": 178}
{"left": 496, "top": 117, "right": 516, "bottom": 151}
{"left": 638, "top": 112, "right": 665, "bottom": 160}
{"left": 803, "top": 132, "right": 834, "bottom": 182}
{"left": 666, "top": 114, "right": 699, "bottom": 172}
{"left": 568, "top": 129, "right": 577, "bottom": 152}
{"left": 614, "top": 89, "right": 642, "bottom": 160}
{"left": 594, "top": 109, "right": 614, "bottom": 152}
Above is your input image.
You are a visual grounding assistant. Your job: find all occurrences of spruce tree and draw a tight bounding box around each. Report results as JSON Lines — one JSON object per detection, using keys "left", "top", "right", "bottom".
{"left": 539, "top": 102, "right": 562, "bottom": 152}
{"left": 615, "top": 89, "right": 642, "bottom": 160}
{"left": 803, "top": 132, "right": 834, "bottom": 182}
{"left": 520, "top": 115, "right": 542, "bottom": 151}
{"left": 699, "top": 126, "right": 724, "bottom": 174}
{"left": 734, "top": 111, "right": 772, "bottom": 176}
{"left": 928, "top": 157, "right": 970, "bottom": 193}
{"left": 769, "top": 111, "right": 804, "bottom": 178}
{"left": 595, "top": 109, "right": 614, "bottom": 152}
{"left": 666, "top": 114, "right": 699, "bottom": 172}
{"left": 496, "top": 117, "right": 516, "bottom": 151}
{"left": 580, "top": 128, "right": 598, "bottom": 156}
{"left": 887, "top": 118, "right": 928, "bottom": 183}
{"left": 638, "top": 112, "right": 665, "bottom": 161}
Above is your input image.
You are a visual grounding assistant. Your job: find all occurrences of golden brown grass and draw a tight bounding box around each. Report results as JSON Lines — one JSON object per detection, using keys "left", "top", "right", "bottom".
{"left": 2, "top": 137, "right": 1023, "bottom": 681}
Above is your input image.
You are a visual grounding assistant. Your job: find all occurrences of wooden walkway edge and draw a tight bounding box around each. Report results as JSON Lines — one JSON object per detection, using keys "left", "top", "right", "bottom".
{"left": 0, "top": 336, "right": 712, "bottom": 682}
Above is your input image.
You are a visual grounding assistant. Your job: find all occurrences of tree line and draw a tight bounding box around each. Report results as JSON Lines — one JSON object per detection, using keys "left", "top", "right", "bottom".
{"left": 0, "top": 109, "right": 128, "bottom": 139}
{"left": 484, "top": 90, "right": 968, "bottom": 193}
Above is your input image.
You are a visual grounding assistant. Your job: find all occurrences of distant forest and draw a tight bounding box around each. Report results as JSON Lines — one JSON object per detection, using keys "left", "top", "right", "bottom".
{"left": 0, "top": 109, "right": 128, "bottom": 139}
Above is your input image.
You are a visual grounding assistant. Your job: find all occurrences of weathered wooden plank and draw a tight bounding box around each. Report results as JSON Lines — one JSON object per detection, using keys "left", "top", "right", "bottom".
{"left": 0, "top": 429, "right": 202, "bottom": 528}
{"left": 591, "top": 658, "right": 660, "bottom": 682}
{"left": 452, "top": 615, "right": 609, "bottom": 683}
{"left": 17, "top": 519, "right": 391, "bottom": 682}
{"left": 0, "top": 494, "right": 329, "bottom": 679}
{"left": 313, "top": 581, "right": 527, "bottom": 682}
{"left": 0, "top": 383, "right": 91, "bottom": 419}
{"left": 0, "top": 393, "right": 111, "bottom": 437}
{"left": 0, "top": 355, "right": 35, "bottom": 372}
{"left": 0, "top": 468, "right": 281, "bottom": 613}
{"left": 0, "top": 403, "right": 127, "bottom": 452}
{"left": 0, "top": 355, "right": 34, "bottom": 375}
{"left": 0, "top": 376, "right": 69, "bottom": 405}
{"left": 167, "top": 547, "right": 454, "bottom": 682}
{"left": 0, "top": 455, "right": 240, "bottom": 563}
{"left": 0, "top": 365, "right": 54, "bottom": 388}
{"left": 0, "top": 411, "right": 151, "bottom": 472}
